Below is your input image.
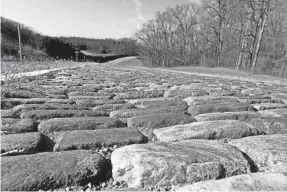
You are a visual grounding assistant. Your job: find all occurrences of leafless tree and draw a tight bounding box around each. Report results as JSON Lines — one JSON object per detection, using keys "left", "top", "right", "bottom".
{"left": 135, "top": 0, "right": 287, "bottom": 76}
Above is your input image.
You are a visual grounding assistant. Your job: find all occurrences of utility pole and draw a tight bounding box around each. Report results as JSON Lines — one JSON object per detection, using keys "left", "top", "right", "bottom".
{"left": 18, "top": 25, "right": 23, "bottom": 64}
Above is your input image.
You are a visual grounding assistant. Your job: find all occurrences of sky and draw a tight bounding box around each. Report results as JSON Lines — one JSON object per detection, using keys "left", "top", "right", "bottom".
{"left": 1, "top": 0, "right": 198, "bottom": 39}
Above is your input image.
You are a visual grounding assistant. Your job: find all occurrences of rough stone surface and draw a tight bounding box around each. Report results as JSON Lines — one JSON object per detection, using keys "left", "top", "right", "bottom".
{"left": 250, "top": 118, "right": 287, "bottom": 134}
{"left": 1, "top": 150, "right": 106, "bottom": 191}
{"left": 38, "top": 117, "right": 126, "bottom": 133}
{"left": 110, "top": 106, "right": 187, "bottom": 120}
{"left": 1, "top": 98, "right": 48, "bottom": 109}
{"left": 2, "top": 58, "right": 287, "bottom": 191}
{"left": 67, "top": 91, "right": 115, "bottom": 97}
{"left": 153, "top": 120, "right": 259, "bottom": 142}
{"left": 13, "top": 103, "right": 88, "bottom": 113}
{"left": 238, "top": 98, "right": 283, "bottom": 104}
{"left": 128, "top": 97, "right": 175, "bottom": 106}
{"left": 54, "top": 127, "right": 147, "bottom": 151}
{"left": 1, "top": 132, "right": 45, "bottom": 154}
{"left": 69, "top": 95, "right": 112, "bottom": 100}
{"left": 183, "top": 96, "right": 239, "bottom": 106}
{"left": 270, "top": 93, "right": 287, "bottom": 104}
{"left": 176, "top": 172, "right": 287, "bottom": 191}
{"left": 1, "top": 109, "right": 17, "bottom": 118}
{"left": 229, "top": 134, "right": 287, "bottom": 172}
{"left": 20, "top": 110, "right": 109, "bottom": 121}
{"left": 46, "top": 99, "right": 75, "bottom": 104}
{"left": 164, "top": 89, "right": 209, "bottom": 98}
{"left": 259, "top": 108, "right": 287, "bottom": 118}
{"left": 188, "top": 103, "right": 256, "bottom": 116}
{"left": 75, "top": 99, "right": 125, "bottom": 107}
{"left": 131, "top": 100, "right": 188, "bottom": 109}
{"left": 252, "top": 103, "right": 287, "bottom": 110}
{"left": 1, "top": 118, "right": 37, "bottom": 134}
{"left": 92, "top": 103, "right": 135, "bottom": 112}
{"left": 114, "top": 90, "right": 164, "bottom": 100}
{"left": 2, "top": 90, "right": 46, "bottom": 99}
{"left": 127, "top": 113, "right": 196, "bottom": 139}
{"left": 194, "top": 111, "right": 260, "bottom": 122}
{"left": 111, "top": 140, "right": 250, "bottom": 188}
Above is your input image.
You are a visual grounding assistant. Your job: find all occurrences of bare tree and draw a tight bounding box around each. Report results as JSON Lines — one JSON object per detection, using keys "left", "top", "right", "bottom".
{"left": 135, "top": 0, "right": 287, "bottom": 76}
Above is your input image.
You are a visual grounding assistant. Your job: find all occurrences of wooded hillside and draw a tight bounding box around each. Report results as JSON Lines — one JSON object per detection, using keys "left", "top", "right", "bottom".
{"left": 135, "top": 0, "right": 287, "bottom": 76}
{"left": 1, "top": 17, "right": 47, "bottom": 60}
{"left": 1, "top": 17, "right": 139, "bottom": 60}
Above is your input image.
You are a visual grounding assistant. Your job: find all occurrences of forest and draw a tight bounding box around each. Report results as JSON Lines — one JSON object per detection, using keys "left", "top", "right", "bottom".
{"left": 134, "top": 0, "right": 287, "bottom": 76}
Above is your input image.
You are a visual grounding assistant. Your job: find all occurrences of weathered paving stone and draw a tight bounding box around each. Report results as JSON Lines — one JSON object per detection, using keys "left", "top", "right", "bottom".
{"left": 53, "top": 127, "right": 147, "bottom": 151}
{"left": 19, "top": 110, "right": 109, "bottom": 121}
{"left": 188, "top": 103, "right": 256, "bottom": 116}
{"left": 1, "top": 150, "right": 106, "bottom": 191}
{"left": 176, "top": 172, "right": 287, "bottom": 192}
{"left": 127, "top": 113, "right": 196, "bottom": 139}
{"left": 1, "top": 98, "right": 49, "bottom": 109}
{"left": 114, "top": 90, "right": 165, "bottom": 100}
{"left": 1, "top": 118, "right": 37, "bottom": 134}
{"left": 194, "top": 111, "right": 260, "bottom": 122}
{"left": 67, "top": 85, "right": 101, "bottom": 92}
{"left": 2, "top": 90, "right": 46, "bottom": 98}
{"left": 153, "top": 120, "right": 259, "bottom": 142}
{"left": 62, "top": 82, "right": 83, "bottom": 87}
{"left": 242, "top": 95, "right": 272, "bottom": 100}
{"left": 252, "top": 103, "right": 287, "bottom": 110}
{"left": 92, "top": 103, "right": 135, "bottom": 112}
{"left": 38, "top": 117, "right": 126, "bottom": 133}
{"left": 69, "top": 95, "right": 112, "bottom": 100}
{"left": 207, "top": 90, "right": 236, "bottom": 96}
{"left": 128, "top": 97, "right": 175, "bottom": 106}
{"left": 164, "top": 89, "right": 209, "bottom": 98}
{"left": 13, "top": 103, "right": 88, "bottom": 113}
{"left": 238, "top": 98, "right": 283, "bottom": 104}
{"left": 229, "top": 134, "right": 287, "bottom": 172}
{"left": 110, "top": 106, "right": 187, "bottom": 121}
{"left": 183, "top": 96, "right": 239, "bottom": 106}
{"left": 1, "top": 109, "right": 17, "bottom": 118}
{"left": 111, "top": 140, "right": 250, "bottom": 188}
{"left": 46, "top": 99, "right": 75, "bottom": 104}
{"left": 67, "top": 91, "right": 115, "bottom": 97}
{"left": 270, "top": 93, "right": 287, "bottom": 104}
{"left": 75, "top": 99, "right": 125, "bottom": 107}
{"left": 250, "top": 118, "right": 287, "bottom": 135}
{"left": 1, "top": 132, "right": 45, "bottom": 155}
{"left": 133, "top": 99, "right": 188, "bottom": 109}
{"left": 46, "top": 94, "right": 68, "bottom": 99}
{"left": 102, "top": 88, "right": 135, "bottom": 93}
{"left": 44, "top": 88, "right": 68, "bottom": 95}
{"left": 241, "top": 89, "right": 269, "bottom": 96}
{"left": 259, "top": 108, "right": 287, "bottom": 118}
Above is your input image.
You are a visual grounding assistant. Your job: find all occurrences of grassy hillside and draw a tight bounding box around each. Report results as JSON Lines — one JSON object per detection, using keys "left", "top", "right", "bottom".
{"left": 1, "top": 17, "right": 48, "bottom": 61}
{"left": 1, "top": 17, "right": 139, "bottom": 62}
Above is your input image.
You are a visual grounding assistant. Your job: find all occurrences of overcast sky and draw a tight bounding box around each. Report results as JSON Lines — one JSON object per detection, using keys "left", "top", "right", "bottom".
{"left": 1, "top": 0, "right": 198, "bottom": 39}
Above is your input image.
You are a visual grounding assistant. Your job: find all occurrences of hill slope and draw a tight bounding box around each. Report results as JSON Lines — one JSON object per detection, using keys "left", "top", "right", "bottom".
{"left": 1, "top": 17, "right": 48, "bottom": 60}
{"left": 1, "top": 17, "right": 138, "bottom": 61}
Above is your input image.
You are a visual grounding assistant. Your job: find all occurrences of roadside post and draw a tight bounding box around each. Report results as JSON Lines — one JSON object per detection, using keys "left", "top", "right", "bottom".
{"left": 18, "top": 25, "right": 23, "bottom": 64}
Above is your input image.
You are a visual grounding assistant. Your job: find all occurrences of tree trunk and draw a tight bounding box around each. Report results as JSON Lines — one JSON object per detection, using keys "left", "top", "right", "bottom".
{"left": 236, "top": 22, "right": 249, "bottom": 70}
{"left": 251, "top": 8, "right": 268, "bottom": 71}
{"left": 280, "top": 61, "right": 286, "bottom": 77}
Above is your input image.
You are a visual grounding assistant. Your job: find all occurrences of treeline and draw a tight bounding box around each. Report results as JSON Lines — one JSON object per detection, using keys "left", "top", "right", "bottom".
{"left": 1, "top": 17, "right": 139, "bottom": 61}
{"left": 135, "top": 0, "right": 287, "bottom": 75}
{"left": 59, "top": 37, "right": 138, "bottom": 56}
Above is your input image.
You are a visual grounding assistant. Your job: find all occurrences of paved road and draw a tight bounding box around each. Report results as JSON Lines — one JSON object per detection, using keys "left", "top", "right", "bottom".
{"left": 1, "top": 58, "right": 287, "bottom": 191}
